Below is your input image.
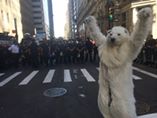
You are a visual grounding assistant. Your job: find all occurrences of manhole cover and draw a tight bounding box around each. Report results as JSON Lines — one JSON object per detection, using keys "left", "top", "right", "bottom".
{"left": 136, "top": 101, "right": 150, "bottom": 115}
{"left": 43, "top": 88, "right": 67, "bottom": 97}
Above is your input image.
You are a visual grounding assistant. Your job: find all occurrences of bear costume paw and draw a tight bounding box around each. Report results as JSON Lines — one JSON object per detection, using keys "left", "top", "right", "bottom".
{"left": 84, "top": 16, "right": 96, "bottom": 24}
{"left": 84, "top": 16, "right": 97, "bottom": 32}
{"left": 138, "top": 7, "right": 152, "bottom": 19}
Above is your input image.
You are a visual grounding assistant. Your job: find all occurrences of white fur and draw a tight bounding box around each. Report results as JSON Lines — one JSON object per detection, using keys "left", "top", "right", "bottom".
{"left": 84, "top": 7, "right": 153, "bottom": 118}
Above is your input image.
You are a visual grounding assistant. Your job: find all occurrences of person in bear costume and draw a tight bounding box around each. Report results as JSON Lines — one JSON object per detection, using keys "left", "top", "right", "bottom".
{"left": 84, "top": 7, "right": 153, "bottom": 118}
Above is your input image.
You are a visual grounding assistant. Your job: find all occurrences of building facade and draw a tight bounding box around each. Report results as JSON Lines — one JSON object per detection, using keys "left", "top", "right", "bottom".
{"left": 118, "top": 0, "right": 157, "bottom": 38}
{"left": 75, "top": 0, "right": 157, "bottom": 39}
{"left": 68, "top": 0, "right": 80, "bottom": 39}
{"left": 64, "top": 11, "right": 70, "bottom": 39}
{"left": 32, "top": 0, "right": 46, "bottom": 38}
{"left": 75, "top": 0, "right": 106, "bottom": 38}
{"left": 0, "top": 0, "right": 50, "bottom": 42}
{"left": 20, "top": 0, "right": 34, "bottom": 36}
{"left": 47, "top": 0, "right": 54, "bottom": 38}
{"left": 0, "top": 0, "right": 23, "bottom": 42}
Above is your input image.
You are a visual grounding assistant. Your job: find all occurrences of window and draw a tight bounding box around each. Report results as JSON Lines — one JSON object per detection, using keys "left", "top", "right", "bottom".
{"left": 33, "top": 11, "right": 41, "bottom": 14}
{"left": 122, "top": 12, "right": 126, "bottom": 21}
{"left": 34, "top": 22, "right": 42, "bottom": 25}
{"left": 32, "top": 5, "right": 41, "bottom": 8}
{"left": 36, "top": 28, "right": 43, "bottom": 31}
{"left": 5, "top": 0, "right": 7, "bottom": 5}
{"left": 7, "top": 13, "right": 9, "bottom": 22}
{"left": 32, "top": 0, "right": 40, "bottom": 2}
{"left": 121, "top": 12, "right": 127, "bottom": 27}
{"left": 33, "top": 16, "right": 41, "bottom": 19}
{"left": 1, "top": 10, "right": 3, "bottom": 19}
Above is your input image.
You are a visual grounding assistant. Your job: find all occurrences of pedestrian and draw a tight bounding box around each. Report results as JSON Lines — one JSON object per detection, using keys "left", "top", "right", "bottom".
{"left": 30, "top": 39, "right": 39, "bottom": 68}
{"left": 8, "top": 40, "right": 20, "bottom": 68}
{"left": 40, "top": 39, "right": 49, "bottom": 66}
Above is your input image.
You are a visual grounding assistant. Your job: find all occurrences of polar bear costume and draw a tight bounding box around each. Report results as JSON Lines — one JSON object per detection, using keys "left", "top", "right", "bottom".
{"left": 84, "top": 7, "right": 152, "bottom": 118}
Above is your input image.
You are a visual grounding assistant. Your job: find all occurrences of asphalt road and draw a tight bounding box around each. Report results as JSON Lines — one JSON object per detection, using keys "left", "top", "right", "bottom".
{"left": 0, "top": 63, "right": 157, "bottom": 118}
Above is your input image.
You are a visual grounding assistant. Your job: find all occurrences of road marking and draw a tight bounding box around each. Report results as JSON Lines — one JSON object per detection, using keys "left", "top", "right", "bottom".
{"left": 81, "top": 69, "right": 95, "bottom": 82}
{"left": 133, "top": 67, "right": 157, "bottom": 79}
{"left": 0, "top": 72, "right": 21, "bottom": 87}
{"left": 64, "top": 69, "right": 72, "bottom": 82}
{"left": 0, "top": 73, "right": 5, "bottom": 77}
{"left": 43, "top": 69, "right": 55, "bottom": 83}
{"left": 74, "top": 75, "right": 78, "bottom": 79}
{"left": 19, "top": 71, "right": 39, "bottom": 85}
{"left": 138, "top": 113, "right": 157, "bottom": 118}
{"left": 73, "top": 69, "right": 78, "bottom": 74}
{"left": 133, "top": 75, "right": 142, "bottom": 80}
{"left": 97, "top": 67, "right": 142, "bottom": 80}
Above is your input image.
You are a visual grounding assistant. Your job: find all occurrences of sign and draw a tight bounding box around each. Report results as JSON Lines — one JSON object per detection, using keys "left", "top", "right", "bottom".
{"left": 36, "top": 32, "right": 46, "bottom": 40}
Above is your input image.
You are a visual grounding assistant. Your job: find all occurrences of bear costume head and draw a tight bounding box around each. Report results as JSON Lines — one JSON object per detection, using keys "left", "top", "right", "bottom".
{"left": 106, "top": 26, "right": 130, "bottom": 46}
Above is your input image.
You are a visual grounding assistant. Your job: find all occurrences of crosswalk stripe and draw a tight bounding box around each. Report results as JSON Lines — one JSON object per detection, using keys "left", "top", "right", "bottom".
{"left": 133, "top": 67, "right": 157, "bottom": 79}
{"left": 43, "top": 69, "right": 55, "bottom": 83}
{"left": 0, "top": 73, "right": 5, "bottom": 77}
{"left": 19, "top": 71, "right": 39, "bottom": 85}
{"left": 96, "top": 67, "right": 142, "bottom": 80}
{"left": 1, "top": 67, "right": 151, "bottom": 87}
{"left": 81, "top": 69, "right": 95, "bottom": 82}
{"left": 138, "top": 113, "right": 157, "bottom": 118}
{"left": 64, "top": 69, "right": 72, "bottom": 82}
{"left": 0, "top": 72, "right": 21, "bottom": 87}
{"left": 133, "top": 75, "right": 142, "bottom": 80}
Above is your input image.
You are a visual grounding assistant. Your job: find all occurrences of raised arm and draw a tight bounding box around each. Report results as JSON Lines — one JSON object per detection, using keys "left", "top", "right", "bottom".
{"left": 84, "top": 16, "right": 106, "bottom": 47}
{"left": 130, "top": 7, "right": 153, "bottom": 60}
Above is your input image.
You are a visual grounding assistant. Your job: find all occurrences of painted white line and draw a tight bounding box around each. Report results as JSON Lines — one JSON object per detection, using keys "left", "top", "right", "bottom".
{"left": 81, "top": 69, "right": 95, "bottom": 82}
{"left": 97, "top": 66, "right": 156, "bottom": 79}
{"left": 19, "top": 71, "right": 39, "bottom": 85}
{"left": 133, "top": 75, "right": 142, "bottom": 80}
{"left": 97, "top": 67, "right": 141, "bottom": 80}
{"left": 133, "top": 67, "right": 157, "bottom": 79}
{"left": 0, "top": 72, "right": 21, "bottom": 87}
{"left": 138, "top": 113, "right": 157, "bottom": 118}
{"left": 0, "top": 73, "right": 5, "bottom": 77}
{"left": 43, "top": 69, "right": 55, "bottom": 83}
{"left": 74, "top": 75, "right": 78, "bottom": 79}
{"left": 64, "top": 69, "right": 72, "bottom": 82}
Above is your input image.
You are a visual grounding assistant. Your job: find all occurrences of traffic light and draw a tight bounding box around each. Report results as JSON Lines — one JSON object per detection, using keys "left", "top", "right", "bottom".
{"left": 109, "top": 14, "right": 113, "bottom": 21}
{"left": 108, "top": 7, "right": 113, "bottom": 21}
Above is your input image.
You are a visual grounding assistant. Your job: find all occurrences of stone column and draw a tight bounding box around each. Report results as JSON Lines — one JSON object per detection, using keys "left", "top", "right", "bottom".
{"left": 132, "top": 8, "right": 138, "bottom": 26}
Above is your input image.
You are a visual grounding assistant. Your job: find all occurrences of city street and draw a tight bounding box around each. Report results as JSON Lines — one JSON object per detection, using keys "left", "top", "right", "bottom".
{"left": 0, "top": 0, "right": 157, "bottom": 118}
{"left": 0, "top": 63, "right": 157, "bottom": 118}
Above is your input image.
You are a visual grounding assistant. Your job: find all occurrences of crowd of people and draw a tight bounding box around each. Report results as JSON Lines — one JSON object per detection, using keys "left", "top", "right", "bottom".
{"left": 0, "top": 33, "right": 157, "bottom": 70}
{"left": 134, "top": 35, "right": 157, "bottom": 68}
{"left": 0, "top": 34, "right": 99, "bottom": 70}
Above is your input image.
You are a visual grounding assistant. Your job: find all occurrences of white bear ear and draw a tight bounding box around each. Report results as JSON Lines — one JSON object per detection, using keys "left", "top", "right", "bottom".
{"left": 107, "top": 30, "right": 111, "bottom": 34}
{"left": 124, "top": 29, "right": 129, "bottom": 34}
